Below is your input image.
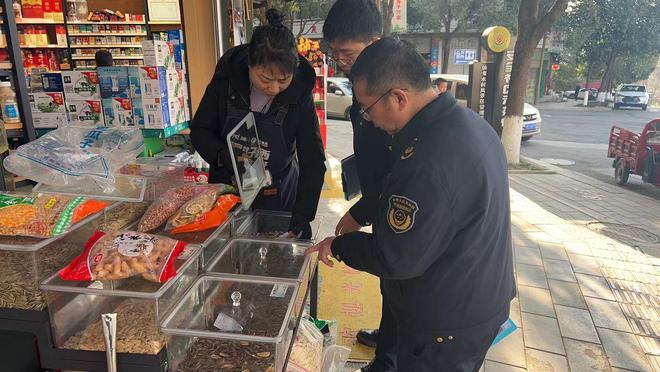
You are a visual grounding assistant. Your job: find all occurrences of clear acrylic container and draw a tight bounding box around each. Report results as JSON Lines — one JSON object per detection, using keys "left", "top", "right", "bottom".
{"left": 161, "top": 275, "right": 306, "bottom": 372}
{"left": 40, "top": 246, "right": 201, "bottom": 355}
{"left": 0, "top": 202, "right": 116, "bottom": 311}
{"left": 234, "top": 210, "right": 322, "bottom": 241}
{"left": 155, "top": 218, "right": 232, "bottom": 269}
{"left": 205, "top": 238, "right": 315, "bottom": 285}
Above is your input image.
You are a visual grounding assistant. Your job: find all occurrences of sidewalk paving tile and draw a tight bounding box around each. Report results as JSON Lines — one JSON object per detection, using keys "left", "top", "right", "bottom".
{"left": 519, "top": 286, "right": 555, "bottom": 317}
{"left": 484, "top": 360, "right": 526, "bottom": 372}
{"left": 637, "top": 335, "right": 660, "bottom": 356}
{"left": 648, "top": 355, "right": 660, "bottom": 372}
{"left": 586, "top": 297, "right": 634, "bottom": 333}
{"left": 598, "top": 328, "right": 652, "bottom": 371}
{"left": 576, "top": 273, "right": 616, "bottom": 301}
{"left": 564, "top": 241, "right": 593, "bottom": 256}
{"left": 510, "top": 297, "right": 523, "bottom": 326}
{"left": 548, "top": 280, "right": 587, "bottom": 309}
{"left": 486, "top": 327, "right": 527, "bottom": 368}
{"left": 522, "top": 312, "right": 565, "bottom": 355}
{"left": 555, "top": 305, "right": 600, "bottom": 343}
{"left": 564, "top": 339, "right": 612, "bottom": 372}
{"left": 568, "top": 253, "right": 603, "bottom": 276}
{"left": 525, "top": 349, "right": 569, "bottom": 372}
{"left": 544, "top": 259, "right": 577, "bottom": 282}
{"left": 516, "top": 246, "right": 544, "bottom": 267}
{"left": 539, "top": 242, "right": 570, "bottom": 261}
{"left": 517, "top": 264, "right": 549, "bottom": 289}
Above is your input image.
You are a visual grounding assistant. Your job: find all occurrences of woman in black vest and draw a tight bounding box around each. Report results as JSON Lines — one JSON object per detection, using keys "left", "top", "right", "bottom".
{"left": 190, "top": 9, "right": 326, "bottom": 239}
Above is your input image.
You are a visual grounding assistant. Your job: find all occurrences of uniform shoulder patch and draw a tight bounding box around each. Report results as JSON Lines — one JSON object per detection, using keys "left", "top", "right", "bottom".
{"left": 387, "top": 195, "right": 419, "bottom": 234}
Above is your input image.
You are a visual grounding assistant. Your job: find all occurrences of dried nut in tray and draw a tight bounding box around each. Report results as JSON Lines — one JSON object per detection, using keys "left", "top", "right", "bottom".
{"left": 138, "top": 184, "right": 199, "bottom": 232}
{"left": 97, "top": 202, "right": 150, "bottom": 233}
{"left": 62, "top": 300, "right": 166, "bottom": 354}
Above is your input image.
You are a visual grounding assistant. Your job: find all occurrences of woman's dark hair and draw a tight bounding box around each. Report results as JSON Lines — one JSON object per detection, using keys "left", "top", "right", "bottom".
{"left": 248, "top": 9, "right": 298, "bottom": 74}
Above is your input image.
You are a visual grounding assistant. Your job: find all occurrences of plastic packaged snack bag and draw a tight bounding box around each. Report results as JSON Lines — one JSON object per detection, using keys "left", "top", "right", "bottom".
{"left": 60, "top": 230, "right": 186, "bottom": 283}
{"left": 3, "top": 126, "right": 144, "bottom": 192}
{"left": 170, "top": 194, "right": 240, "bottom": 234}
{"left": 0, "top": 193, "right": 108, "bottom": 238}
{"left": 164, "top": 184, "right": 236, "bottom": 232}
{"left": 287, "top": 318, "right": 324, "bottom": 372}
{"left": 137, "top": 183, "right": 199, "bottom": 232}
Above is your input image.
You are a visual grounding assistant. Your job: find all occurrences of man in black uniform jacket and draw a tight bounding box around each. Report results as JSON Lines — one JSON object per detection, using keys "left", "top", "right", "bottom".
{"left": 307, "top": 38, "right": 516, "bottom": 372}
{"left": 323, "top": 1, "right": 397, "bottom": 371}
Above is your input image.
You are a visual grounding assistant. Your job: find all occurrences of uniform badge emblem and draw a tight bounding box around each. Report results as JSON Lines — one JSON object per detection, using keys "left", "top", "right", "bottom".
{"left": 387, "top": 195, "right": 419, "bottom": 234}
{"left": 401, "top": 146, "right": 415, "bottom": 160}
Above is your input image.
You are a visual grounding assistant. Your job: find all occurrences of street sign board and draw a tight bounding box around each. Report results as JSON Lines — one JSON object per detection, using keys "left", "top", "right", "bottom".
{"left": 454, "top": 49, "right": 477, "bottom": 65}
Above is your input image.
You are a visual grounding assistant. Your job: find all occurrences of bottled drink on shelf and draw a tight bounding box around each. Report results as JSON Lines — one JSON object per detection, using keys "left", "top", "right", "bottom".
{"left": 0, "top": 82, "right": 22, "bottom": 125}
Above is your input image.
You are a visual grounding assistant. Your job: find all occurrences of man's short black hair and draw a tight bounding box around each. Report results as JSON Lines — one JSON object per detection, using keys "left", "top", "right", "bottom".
{"left": 323, "top": 0, "right": 382, "bottom": 43}
{"left": 351, "top": 37, "right": 431, "bottom": 95}
{"left": 94, "top": 49, "right": 113, "bottom": 67}
{"left": 434, "top": 77, "right": 447, "bottom": 85}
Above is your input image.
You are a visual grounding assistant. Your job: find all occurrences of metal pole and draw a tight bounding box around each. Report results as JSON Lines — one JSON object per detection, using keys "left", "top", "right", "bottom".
{"left": 534, "top": 33, "right": 546, "bottom": 105}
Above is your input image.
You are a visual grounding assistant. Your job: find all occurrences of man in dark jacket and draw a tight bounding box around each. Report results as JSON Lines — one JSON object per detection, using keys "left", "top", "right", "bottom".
{"left": 323, "top": 1, "right": 397, "bottom": 370}
{"left": 307, "top": 37, "right": 516, "bottom": 372}
{"left": 190, "top": 43, "right": 326, "bottom": 238}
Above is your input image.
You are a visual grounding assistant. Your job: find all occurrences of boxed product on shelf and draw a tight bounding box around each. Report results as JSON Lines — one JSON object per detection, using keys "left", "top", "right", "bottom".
{"left": 129, "top": 66, "right": 169, "bottom": 99}
{"left": 141, "top": 97, "right": 172, "bottom": 129}
{"left": 56, "top": 25, "right": 67, "bottom": 45}
{"left": 127, "top": 67, "right": 141, "bottom": 98}
{"left": 62, "top": 71, "right": 101, "bottom": 100}
{"left": 98, "top": 67, "right": 130, "bottom": 99}
{"left": 170, "top": 96, "right": 186, "bottom": 124}
{"left": 29, "top": 92, "right": 67, "bottom": 128}
{"left": 131, "top": 98, "right": 145, "bottom": 127}
{"left": 169, "top": 69, "right": 187, "bottom": 98}
{"left": 142, "top": 40, "right": 175, "bottom": 71}
{"left": 41, "top": 72, "right": 63, "bottom": 92}
{"left": 21, "top": 0, "right": 45, "bottom": 19}
{"left": 66, "top": 100, "right": 105, "bottom": 126}
{"left": 40, "top": 244, "right": 201, "bottom": 356}
{"left": 102, "top": 97, "right": 134, "bottom": 126}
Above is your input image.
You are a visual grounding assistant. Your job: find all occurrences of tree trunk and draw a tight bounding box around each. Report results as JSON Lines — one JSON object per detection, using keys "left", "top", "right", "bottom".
{"left": 598, "top": 52, "right": 617, "bottom": 102}
{"left": 382, "top": 0, "right": 394, "bottom": 35}
{"left": 502, "top": 36, "right": 534, "bottom": 165}
{"left": 501, "top": 0, "right": 570, "bottom": 165}
{"left": 441, "top": 33, "right": 451, "bottom": 74}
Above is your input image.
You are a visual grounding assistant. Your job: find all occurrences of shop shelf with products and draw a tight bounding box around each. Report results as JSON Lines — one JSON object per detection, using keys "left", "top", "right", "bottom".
{"left": 297, "top": 37, "right": 327, "bottom": 149}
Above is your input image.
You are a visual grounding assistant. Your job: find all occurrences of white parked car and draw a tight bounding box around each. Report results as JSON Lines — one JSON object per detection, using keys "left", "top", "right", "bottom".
{"left": 327, "top": 77, "right": 353, "bottom": 120}
{"left": 614, "top": 84, "right": 649, "bottom": 110}
{"left": 430, "top": 74, "right": 542, "bottom": 140}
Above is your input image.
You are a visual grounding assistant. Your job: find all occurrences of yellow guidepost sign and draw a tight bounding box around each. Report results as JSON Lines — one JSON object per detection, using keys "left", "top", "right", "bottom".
{"left": 482, "top": 26, "right": 512, "bottom": 53}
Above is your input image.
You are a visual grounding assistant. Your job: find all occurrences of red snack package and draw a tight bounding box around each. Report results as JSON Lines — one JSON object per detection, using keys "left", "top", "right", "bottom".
{"left": 170, "top": 194, "right": 240, "bottom": 234}
{"left": 60, "top": 230, "right": 187, "bottom": 283}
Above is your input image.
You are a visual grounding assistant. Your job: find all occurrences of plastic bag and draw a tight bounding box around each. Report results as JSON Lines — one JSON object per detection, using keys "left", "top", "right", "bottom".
{"left": 3, "top": 126, "right": 144, "bottom": 192}
{"left": 0, "top": 193, "right": 108, "bottom": 238}
{"left": 170, "top": 194, "right": 241, "bottom": 234}
{"left": 321, "top": 346, "right": 351, "bottom": 372}
{"left": 164, "top": 184, "right": 236, "bottom": 232}
{"left": 60, "top": 230, "right": 186, "bottom": 283}
{"left": 287, "top": 318, "right": 324, "bottom": 372}
{"left": 137, "top": 183, "right": 199, "bottom": 232}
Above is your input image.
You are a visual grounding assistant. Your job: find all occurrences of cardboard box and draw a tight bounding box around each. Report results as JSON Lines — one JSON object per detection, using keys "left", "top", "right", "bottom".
{"left": 167, "top": 30, "right": 185, "bottom": 70}
{"left": 98, "top": 67, "right": 130, "bottom": 99}
{"left": 42, "top": 73, "right": 64, "bottom": 92}
{"left": 102, "top": 97, "right": 134, "bottom": 126}
{"left": 127, "top": 67, "right": 141, "bottom": 98}
{"left": 170, "top": 96, "right": 186, "bottom": 124}
{"left": 141, "top": 97, "right": 171, "bottom": 129}
{"left": 62, "top": 71, "right": 101, "bottom": 100}
{"left": 29, "top": 92, "right": 67, "bottom": 128}
{"left": 142, "top": 41, "right": 175, "bottom": 71}
{"left": 131, "top": 98, "right": 145, "bottom": 127}
{"left": 66, "top": 100, "right": 105, "bottom": 126}
{"left": 132, "top": 66, "right": 169, "bottom": 99}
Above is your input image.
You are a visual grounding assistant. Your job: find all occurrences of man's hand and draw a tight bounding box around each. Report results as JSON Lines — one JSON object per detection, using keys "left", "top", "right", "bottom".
{"left": 305, "top": 236, "right": 336, "bottom": 267}
{"left": 335, "top": 211, "right": 362, "bottom": 236}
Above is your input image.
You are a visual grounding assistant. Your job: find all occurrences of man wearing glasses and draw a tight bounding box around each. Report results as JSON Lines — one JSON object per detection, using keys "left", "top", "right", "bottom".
{"left": 307, "top": 38, "right": 515, "bottom": 371}
{"left": 322, "top": 1, "right": 398, "bottom": 371}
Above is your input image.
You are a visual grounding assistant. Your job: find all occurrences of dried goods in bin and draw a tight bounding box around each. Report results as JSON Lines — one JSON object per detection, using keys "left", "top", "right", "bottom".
{"left": 177, "top": 339, "right": 276, "bottom": 372}
{"left": 165, "top": 184, "right": 236, "bottom": 232}
{"left": 0, "top": 193, "right": 108, "bottom": 238}
{"left": 60, "top": 230, "right": 186, "bottom": 283}
{"left": 97, "top": 202, "right": 150, "bottom": 233}
{"left": 62, "top": 300, "right": 167, "bottom": 355}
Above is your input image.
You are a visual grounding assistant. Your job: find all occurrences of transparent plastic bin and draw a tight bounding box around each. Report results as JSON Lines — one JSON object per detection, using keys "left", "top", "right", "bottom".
{"left": 161, "top": 275, "right": 306, "bottom": 372}
{"left": 154, "top": 218, "right": 232, "bottom": 269}
{"left": 234, "top": 210, "right": 321, "bottom": 241}
{"left": 33, "top": 175, "right": 148, "bottom": 202}
{"left": 40, "top": 246, "right": 201, "bottom": 355}
{"left": 0, "top": 202, "right": 116, "bottom": 311}
{"left": 205, "top": 238, "right": 315, "bottom": 285}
